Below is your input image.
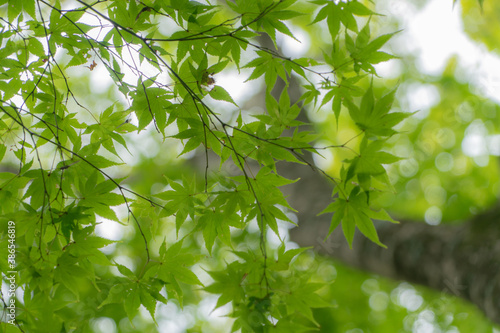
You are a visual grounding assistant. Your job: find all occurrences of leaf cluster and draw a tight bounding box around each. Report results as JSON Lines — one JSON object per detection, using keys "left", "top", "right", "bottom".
{"left": 0, "top": 0, "right": 405, "bottom": 331}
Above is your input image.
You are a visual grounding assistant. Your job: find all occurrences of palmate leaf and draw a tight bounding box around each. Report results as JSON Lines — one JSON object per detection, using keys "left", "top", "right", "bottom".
{"left": 283, "top": 280, "right": 332, "bottom": 324}
{"left": 54, "top": 252, "right": 92, "bottom": 297}
{"left": 345, "top": 138, "right": 401, "bottom": 191}
{"left": 320, "top": 187, "right": 398, "bottom": 248}
{"left": 204, "top": 261, "right": 247, "bottom": 309}
{"left": 352, "top": 139, "right": 401, "bottom": 175}
{"left": 272, "top": 244, "right": 309, "bottom": 271}
{"left": 154, "top": 177, "right": 201, "bottom": 233}
{"left": 130, "top": 82, "right": 171, "bottom": 132}
{"left": 158, "top": 240, "right": 203, "bottom": 287}
{"left": 243, "top": 51, "right": 287, "bottom": 91}
{"left": 311, "top": 0, "right": 373, "bottom": 40}
{"left": 116, "top": 279, "right": 165, "bottom": 323}
{"left": 259, "top": 9, "right": 302, "bottom": 45}
{"left": 347, "top": 84, "right": 412, "bottom": 136}
{"left": 234, "top": 167, "right": 297, "bottom": 235}
{"left": 69, "top": 226, "right": 115, "bottom": 265}
{"left": 197, "top": 210, "right": 232, "bottom": 254}
{"left": 99, "top": 266, "right": 167, "bottom": 323}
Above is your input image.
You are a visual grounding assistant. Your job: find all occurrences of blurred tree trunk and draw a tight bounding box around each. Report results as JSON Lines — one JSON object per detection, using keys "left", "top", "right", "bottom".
{"left": 281, "top": 157, "right": 500, "bottom": 326}
{"left": 261, "top": 31, "right": 500, "bottom": 323}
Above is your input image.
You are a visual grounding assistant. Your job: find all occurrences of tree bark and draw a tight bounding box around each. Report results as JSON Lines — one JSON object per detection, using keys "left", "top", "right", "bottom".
{"left": 280, "top": 158, "right": 500, "bottom": 326}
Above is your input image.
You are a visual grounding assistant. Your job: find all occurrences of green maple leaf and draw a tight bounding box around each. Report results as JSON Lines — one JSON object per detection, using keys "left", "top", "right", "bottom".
{"left": 197, "top": 210, "right": 232, "bottom": 255}
{"left": 346, "top": 138, "right": 400, "bottom": 190}
{"left": 320, "top": 187, "right": 398, "bottom": 248}
{"left": 282, "top": 279, "right": 331, "bottom": 324}
{"left": 272, "top": 244, "right": 309, "bottom": 271}
{"left": 69, "top": 226, "right": 115, "bottom": 265}
{"left": 157, "top": 241, "right": 203, "bottom": 305}
{"left": 204, "top": 261, "right": 247, "bottom": 309}
{"left": 154, "top": 177, "right": 201, "bottom": 234}
{"left": 347, "top": 84, "right": 412, "bottom": 136}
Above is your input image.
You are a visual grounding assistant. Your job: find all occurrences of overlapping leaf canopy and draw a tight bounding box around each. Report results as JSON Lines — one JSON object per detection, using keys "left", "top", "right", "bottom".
{"left": 0, "top": 0, "right": 411, "bottom": 331}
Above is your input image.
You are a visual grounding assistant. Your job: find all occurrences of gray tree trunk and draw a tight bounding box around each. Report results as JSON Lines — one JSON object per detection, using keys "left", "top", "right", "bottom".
{"left": 280, "top": 158, "right": 500, "bottom": 325}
